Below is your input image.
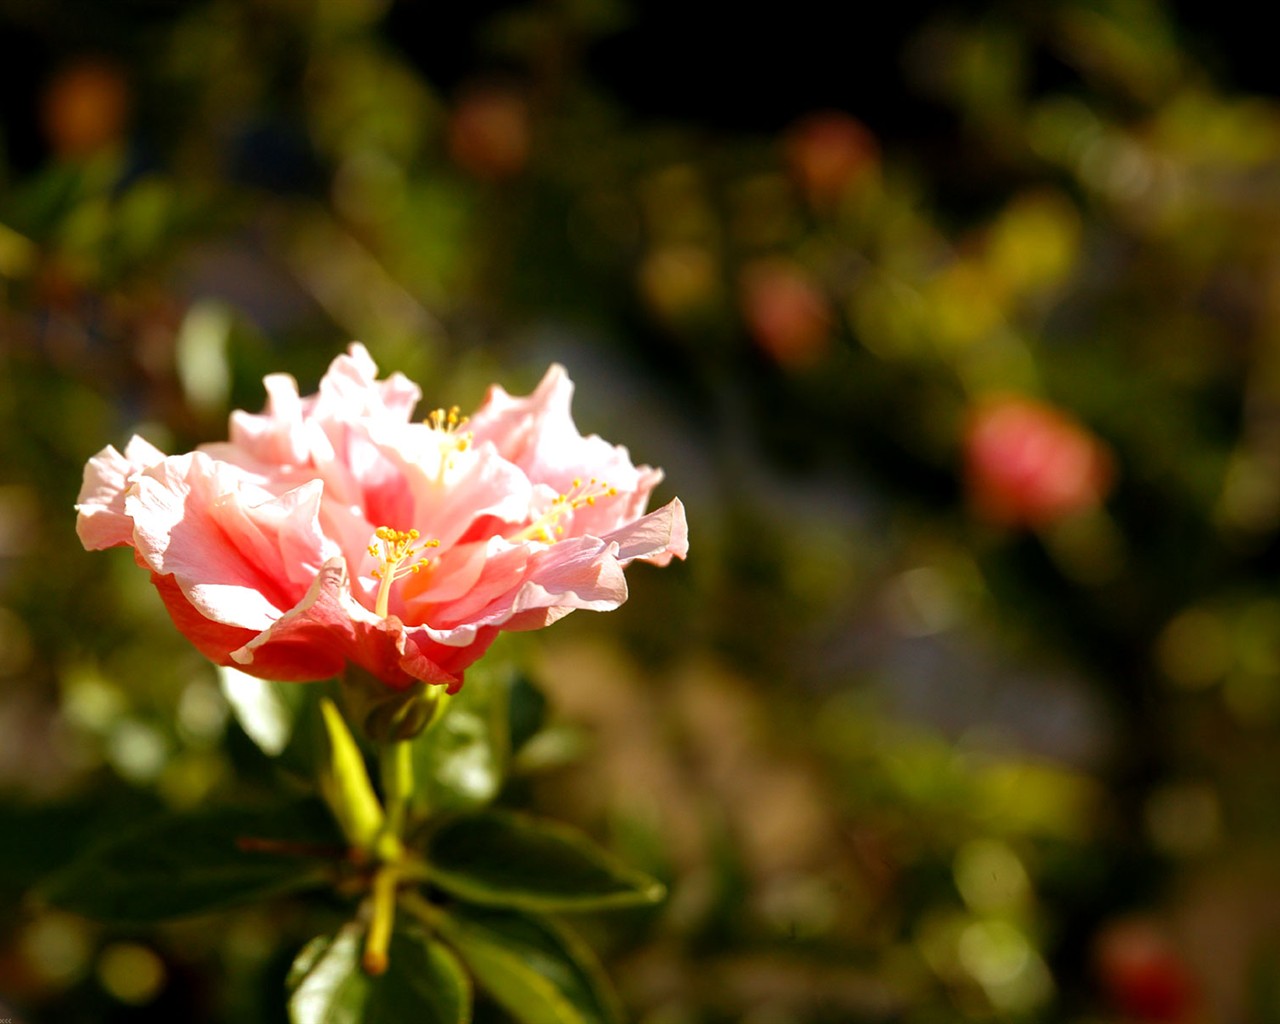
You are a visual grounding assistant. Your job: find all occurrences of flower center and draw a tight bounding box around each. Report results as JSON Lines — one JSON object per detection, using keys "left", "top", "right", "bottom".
{"left": 425, "top": 405, "right": 474, "bottom": 478}
{"left": 368, "top": 527, "right": 440, "bottom": 617}
{"left": 514, "top": 477, "right": 619, "bottom": 544}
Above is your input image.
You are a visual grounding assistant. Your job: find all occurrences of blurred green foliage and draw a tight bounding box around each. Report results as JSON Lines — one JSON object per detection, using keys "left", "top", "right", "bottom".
{"left": 4, "top": 0, "right": 1280, "bottom": 1021}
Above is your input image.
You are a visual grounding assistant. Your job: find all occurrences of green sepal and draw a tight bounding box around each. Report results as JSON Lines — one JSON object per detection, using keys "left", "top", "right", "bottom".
{"left": 37, "top": 801, "right": 342, "bottom": 924}
{"left": 318, "top": 697, "right": 385, "bottom": 851}
{"left": 422, "top": 810, "right": 665, "bottom": 912}
{"left": 340, "top": 665, "right": 449, "bottom": 742}
{"left": 287, "top": 922, "right": 471, "bottom": 1024}
{"left": 433, "top": 905, "right": 623, "bottom": 1024}
{"left": 218, "top": 664, "right": 310, "bottom": 758}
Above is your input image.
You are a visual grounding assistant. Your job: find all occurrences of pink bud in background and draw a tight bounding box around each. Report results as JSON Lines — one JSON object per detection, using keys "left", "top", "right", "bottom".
{"left": 784, "top": 110, "right": 880, "bottom": 208}
{"left": 447, "top": 84, "right": 531, "bottom": 181}
{"left": 739, "top": 258, "right": 832, "bottom": 368}
{"left": 964, "top": 395, "right": 1113, "bottom": 527}
{"left": 41, "top": 57, "right": 131, "bottom": 160}
{"left": 1094, "top": 919, "right": 1199, "bottom": 1023}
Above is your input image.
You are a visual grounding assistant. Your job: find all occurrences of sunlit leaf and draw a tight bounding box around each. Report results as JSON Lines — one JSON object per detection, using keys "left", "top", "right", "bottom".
{"left": 288, "top": 923, "right": 470, "bottom": 1024}
{"left": 318, "top": 698, "right": 385, "bottom": 850}
{"left": 434, "top": 906, "right": 622, "bottom": 1024}
{"left": 423, "top": 811, "right": 665, "bottom": 912}
{"left": 413, "top": 667, "right": 509, "bottom": 814}
{"left": 219, "top": 664, "right": 309, "bottom": 757}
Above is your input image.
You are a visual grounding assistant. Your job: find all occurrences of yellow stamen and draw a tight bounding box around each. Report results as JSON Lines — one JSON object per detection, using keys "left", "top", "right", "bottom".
{"left": 369, "top": 527, "right": 440, "bottom": 617}
{"left": 425, "top": 405, "right": 471, "bottom": 434}
{"left": 512, "top": 478, "right": 620, "bottom": 544}
{"left": 424, "top": 405, "right": 474, "bottom": 475}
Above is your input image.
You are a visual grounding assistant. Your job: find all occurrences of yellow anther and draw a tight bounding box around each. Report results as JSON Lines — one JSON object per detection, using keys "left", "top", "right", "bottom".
{"left": 426, "top": 405, "right": 469, "bottom": 433}
{"left": 511, "top": 477, "right": 621, "bottom": 544}
{"left": 369, "top": 526, "right": 440, "bottom": 617}
{"left": 425, "top": 405, "right": 474, "bottom": 478}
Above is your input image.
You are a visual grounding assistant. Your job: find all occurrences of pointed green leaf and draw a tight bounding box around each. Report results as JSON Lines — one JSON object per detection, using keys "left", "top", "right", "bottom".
{"left": 319, "top": 697, "right": 385, "bottom": 850}
{"left": 423, "top": 811, "right": 665, "bottom": 912}
{"left": 288, "top": 923, "right": 471, "bottom": 1024}
{"left": 38, "top": 802, "right": 341, "bottom": 923}
{"left": 413, "top": 667, "right": 510, "bottom": 814}
{"left": 219, "top": 664, "right": 315, "bottom": 756}
{"left": 435, "top": 906, "right": 623, "bottom": 1024}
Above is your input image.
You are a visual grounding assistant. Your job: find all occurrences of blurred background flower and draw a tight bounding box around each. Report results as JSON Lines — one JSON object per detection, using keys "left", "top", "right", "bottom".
{"left": 4, "top": 1, "right": 1280, "bottom": 1021}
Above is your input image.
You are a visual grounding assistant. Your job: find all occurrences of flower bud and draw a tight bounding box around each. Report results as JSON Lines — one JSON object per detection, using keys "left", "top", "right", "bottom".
{"left": 340, "top": 666, "right": 447, "bottom": 743}
{"left": 784, "top": 110, "right": 880, "bottom": 209}
{"left": 447, "top": 83, "right": 531, "bottom": 181}
{"left": 318, "top": 698, "right": 385, "bottom": 853}
{"left": 739, "top": 258, "right": 832, "bottom": 368}
{"left": 1094, "top": 919, "right": 1198, "bottom": 1022}
{"left": 964, "top": 395, "right": 1113, "bottom": 527}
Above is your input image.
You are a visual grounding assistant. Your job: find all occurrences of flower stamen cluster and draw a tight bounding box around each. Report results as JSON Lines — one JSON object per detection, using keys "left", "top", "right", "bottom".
{"left": 368, "top": 527, "right": 440, "bottom": 618}
{"left": 515, "top": 477, "right": 620, "bottom": 544}
{"left": 425, "top": 405, "right": 474, "bottom": 478}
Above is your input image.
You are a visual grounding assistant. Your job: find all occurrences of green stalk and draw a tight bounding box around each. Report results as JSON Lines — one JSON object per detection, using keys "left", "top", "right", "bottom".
{"left": 379, "top": 738, "right": 414, "bottom": 849}
{"left": 362, "top": 738, "right": 415, "bottom": 974}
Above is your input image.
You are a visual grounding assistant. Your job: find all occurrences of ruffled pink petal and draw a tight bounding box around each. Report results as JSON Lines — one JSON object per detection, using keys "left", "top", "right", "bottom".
{"left": 375, "top": 433, "right": 533, "bottom": 546}
{"left": 150, "top": 569, "right": 271, "bottom": 670}
{"left": 601, "top": 497, "right": 688, "bottom": 566}
{"left": 467, "top": 363, "right": 571, "bottom": 467}
{"left": 510, "top": 535, "right": 631, "bottom": 614}
{"left": 231, "top": 559, "right": 460, "bottom": 689}
{"left": 417, "top": 541, "right": 535, "bottom": 628}
{"left": 416, "top": 499, "right": 686, "bottom": 638}
{"left": 314, "top": 343, "right": 420, "bottom": 424}
{"left": 75, "top": 436, "right": 166, "bottom": 550}
{"left": 401, "top": 540, "right": 492, "bottom": 609}
{"left": 469, "top": 365, "right": 614, "bottom": 482}
{"left": 468, "top": 364, "right": 667, "bottom": 540}
{"left": 436, "top": 535, "right": 631, "bottom": 639}
{"left": 401, "top": 624, "right": 500, "bottom": 686}
{"left": 223, "top": 372, "right": 310, "bottom": 466}
{"left": 126, "top": 453, "right": 329, "bottom": 630}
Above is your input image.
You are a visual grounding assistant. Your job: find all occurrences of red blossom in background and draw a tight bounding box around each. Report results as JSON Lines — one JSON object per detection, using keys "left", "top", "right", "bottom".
{"left": 447, "top": 83, "right": 532, "bottom": 181}
{"left": 1094, "top": 919, "right": 1200, "bottom": 1023}
{"left": 963, "top": 394, "right": 1114, "bottom": 527}
{"left": 739, "top": 258, "right": 833, "bottom": 368}
{"left": 77, "top": 345, "right": 687, "bottom": 692}
{"left": 783, "top": 110, "right": 881, "bottom": 208}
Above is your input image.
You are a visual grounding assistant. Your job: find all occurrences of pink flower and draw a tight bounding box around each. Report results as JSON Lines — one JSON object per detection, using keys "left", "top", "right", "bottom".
{"left": 963, "top": 395, "right": 1113, "bottom": 527}
{"left": 77, "top": 345, "right": 688, "bottom": 692}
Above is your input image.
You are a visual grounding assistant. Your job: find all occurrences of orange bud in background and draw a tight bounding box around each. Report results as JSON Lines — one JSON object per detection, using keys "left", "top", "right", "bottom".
{"left": 41, "top": 57, "right": 130, "bottom": 160}
{"left": 964, "top": 395, "right": 1113, "bottom": 527}
{"left": 1094, "top": 919, "right": 1199, "bottom": 1023}
{"left": 739, "top": 258, "right": 832, "bottom": 368}
{"left": 447, "top": 84, "right": 531, "bottom": 181}
{"left": 784, "top": 110, "right": 880, "bottom": 208}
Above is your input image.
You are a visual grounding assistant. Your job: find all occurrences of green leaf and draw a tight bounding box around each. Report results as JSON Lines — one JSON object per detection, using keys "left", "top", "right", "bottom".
{"left": 318, "top": 697, "right": 385, "bottom": 850}
{"left": 288, "top": 922, "right": 471, "bottom": 1024}
{"left": 413, "top": 667, "right": 510, "bottom": 814}
{"left": 434, "top": 906, "right": 623, "bottom": 1024}
{"left": 506, "top": 670, "right": 548, "bottom": 753}
{"left": 219, "top": 664, "right": 309, "bottom": 757}
{"left": 38, "top": 802, "right": 341, "bottom": 923}
{"left": 422, "top": 811, "right": 665, "bottom": 912}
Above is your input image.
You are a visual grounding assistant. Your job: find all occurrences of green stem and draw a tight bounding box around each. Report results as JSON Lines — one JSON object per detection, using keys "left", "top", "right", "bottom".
{"left": 400, "top": 889, "right": 445, "bottom": 931}
{"left": 362, "top": 864, "right": 399, "bottom": 975}
{"left": 362, "top": 739, "right": 414, "bottom": 975}
{"left": 379, "top": 738, "right": 414, "bottom": 845}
